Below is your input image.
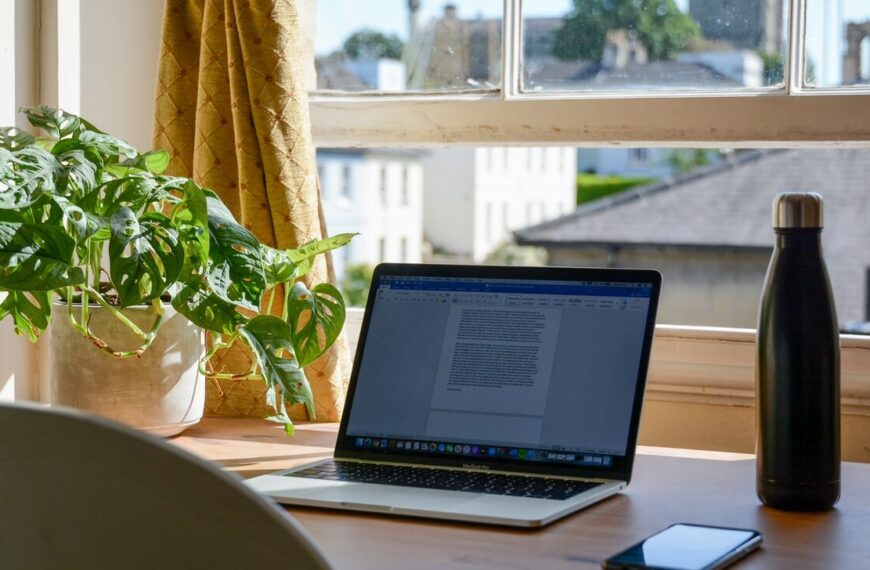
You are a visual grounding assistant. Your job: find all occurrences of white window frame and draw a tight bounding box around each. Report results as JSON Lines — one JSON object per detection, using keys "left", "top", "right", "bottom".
{"left": 311, "top": 0, "right": 870, "bottom": 418}
{"left": 310, "top": 0, "right": 870, "bottom": 147}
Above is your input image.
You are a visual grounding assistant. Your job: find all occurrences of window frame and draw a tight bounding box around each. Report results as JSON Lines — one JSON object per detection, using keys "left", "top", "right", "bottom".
{"left": 311, "top": 0, "right": 870, "bottom": 421}
{"left": 310, "top": 0, "right": 870, "bottom": 147}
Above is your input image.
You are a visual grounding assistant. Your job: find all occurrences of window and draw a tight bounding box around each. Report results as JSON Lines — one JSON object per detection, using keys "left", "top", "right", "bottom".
{"left": 341, "top": 164, "right": 352, "bottom": 198}
{"left": 311, "top": 1, "right": 870, "bottom": 429}
{"left": 378, "top": 237, "right": 387, "bottom": 262}
{"left": 379, "top": 165, "right": 388, "bottom": 205}
{"left": 311, "top": 1, "right": 869, "bottom": 147}
{"left": 401, "top": 165, "right": 409, "bottom": 206}
{"left": 400, "top": 237, "right": 408, "bottom": 262}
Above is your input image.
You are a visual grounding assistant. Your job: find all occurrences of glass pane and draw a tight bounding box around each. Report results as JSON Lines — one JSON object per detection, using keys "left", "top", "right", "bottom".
{"left": 321, "top": 144, "right": 870, "bottom": 334}
{"left": 805, "top": 0, "right": 870, "bottom": 88}
{"left": 315, "top": 1, "right": 503, "bottom": 93}
{"left": 522, "top": 1, "right": 788, "bottom": 92}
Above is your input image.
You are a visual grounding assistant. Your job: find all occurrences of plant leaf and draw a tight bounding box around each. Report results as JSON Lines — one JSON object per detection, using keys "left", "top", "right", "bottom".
{"left": 286, "top": 233, "right": 357, "bottom": 278}
{"left": 109, "top": 208, "right": 183, "bottom": 306}
{"left": 53, "top": 148, "right": 100, "bottom": 197}
{"left": 0, "top": 290, "right": 51, "bottom": 342}
{"left": 138, "top": 150, "right": 170, "bottom": 174}
{"left": 0, "top": 127, "right": 36, "bottom": 151}
{"left": 206, "top": 196, "right": 265, "bottom": 310}
{"left": 172, "top": 277, "right": 245, "bottom": 335}
{"left": 22, "top": 106, "right": 81, "bottom": 138}
{"left": 286, "top": 282, "right": 346, "bottom": 368}
{"left": 261, "top": 245, "right": 299, "bottom": 286}
{"left": 240, "top": 315, "right": 315, "bottom": 419}
{"left": 50, "top": 195, "right": 105, "bottom": 243}
{"left": 172, "top": 181, "right": 209, "bottom": 281}
{"left": 0, "top": 146, "right": 60, "bottom": 209}
{"left": 0, "top": 221, "right": 84, "bottom": 290}
{"left": 78, "top": 131, "right": 138, "bottom": 162}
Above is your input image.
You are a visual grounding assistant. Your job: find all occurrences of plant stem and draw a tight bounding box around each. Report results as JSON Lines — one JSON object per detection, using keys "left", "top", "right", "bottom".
{"left": 81, "top": 286, "right": 148, "bottom": 339}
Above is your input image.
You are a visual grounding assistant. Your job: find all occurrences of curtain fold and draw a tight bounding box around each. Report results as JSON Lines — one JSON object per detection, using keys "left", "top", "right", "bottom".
{"left": 153, "top": 0, "right": 350, "bottom": 421}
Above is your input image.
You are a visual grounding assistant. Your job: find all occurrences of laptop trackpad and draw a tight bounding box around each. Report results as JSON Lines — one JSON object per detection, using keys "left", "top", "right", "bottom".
{"left": 307, "top": 484, "right": 478, "bottom": 510}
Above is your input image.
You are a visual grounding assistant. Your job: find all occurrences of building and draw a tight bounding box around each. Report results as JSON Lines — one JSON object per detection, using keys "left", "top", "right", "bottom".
{"left": 516, "top": 149, "right": 870, "bottom": 329}
{"left": 318, "top": 148, "right": 424, "bottom": 280}
{"left": 422, "top": 147, "right": 576, "bottom": 262}
{"left": 689, "top": 0, "right": 784, "bottom": 54}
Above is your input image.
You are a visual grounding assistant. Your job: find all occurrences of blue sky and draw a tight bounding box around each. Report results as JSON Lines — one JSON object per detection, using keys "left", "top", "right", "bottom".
{"left": 316, "top": 0, "right": 870, "bottom": 85}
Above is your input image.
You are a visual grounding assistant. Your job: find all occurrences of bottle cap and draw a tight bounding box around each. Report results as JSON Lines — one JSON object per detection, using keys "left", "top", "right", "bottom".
{"left": 772, "top": 192, "right": 823, "bottom": 229}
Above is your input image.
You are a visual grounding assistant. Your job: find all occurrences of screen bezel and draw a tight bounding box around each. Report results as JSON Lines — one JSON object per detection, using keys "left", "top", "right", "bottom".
{"left": 334, "top": 263, "right": 662, "bottom": 483}
{"left": 602, "top": 523, "right": 763, "bottom": 570}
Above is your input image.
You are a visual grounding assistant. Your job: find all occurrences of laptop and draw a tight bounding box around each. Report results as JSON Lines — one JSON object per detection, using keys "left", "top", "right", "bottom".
{"left": 246, "top": 263, "right": 661, "bottom": 527}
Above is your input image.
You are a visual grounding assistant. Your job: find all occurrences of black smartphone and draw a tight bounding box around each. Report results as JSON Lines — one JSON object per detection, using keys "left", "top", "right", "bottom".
{"left": 601, "top": 523, "right": 762, "bottom": 570}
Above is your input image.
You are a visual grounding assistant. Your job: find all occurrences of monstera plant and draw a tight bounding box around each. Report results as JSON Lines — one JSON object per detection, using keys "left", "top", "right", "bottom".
{"left": 0, "top": 107, "right": 352, "bottom": 433}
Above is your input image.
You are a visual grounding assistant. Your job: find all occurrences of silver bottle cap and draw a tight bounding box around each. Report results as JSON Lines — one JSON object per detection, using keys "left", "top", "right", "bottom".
{"left": 772, "top": 192, "right": 823, "bottom": 229}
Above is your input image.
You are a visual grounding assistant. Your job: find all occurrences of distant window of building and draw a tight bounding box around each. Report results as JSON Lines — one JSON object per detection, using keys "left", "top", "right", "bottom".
{"left": 560, "top": 149, "right": 566, "bottom": 172}
{"left": 540, "top": 148, "right": 547, "bottom": 171}
{"left": 630, "top": 148, "right": 650, "bottom": 163}
{"left": 378, "top": 237, "right": 387, "bottom": 262}
{"left": 486, "top": 202, "right": 493, "bottom": 240}
{"left": 401, "top": 165, "right": 409, "bottom": 206}
{"left": 400, "top": 237, "right": 408, "bottom": 262}
{"left": 341, "top": 164, "right": 351, "bottom": 198}
{"left": 379, "top": 165, "right": 388, "bottom": 204}
{"left": 525, "top": 203, "right": 533, "bottom": 224}
{"left": 526, "top": 148, "right": 533, "bottom": 171}
{"left": 502, "top": 203, "right": 509, "bottom": 230}
{"left": 502, "top": 148, "right": 509, "bottom": 171}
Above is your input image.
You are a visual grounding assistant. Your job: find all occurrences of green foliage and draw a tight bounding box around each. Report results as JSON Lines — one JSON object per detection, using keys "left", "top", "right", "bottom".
{"left": 577, "top": 174, "right": 654, "bottom": 205}
{"left": 340, "top": 263, "right": 374, "bottom": 308}
{"left": 0, "top": 107, "right": 356, "bottom": 432}
{"left": 666, "top": 149, "right": 722, "bottom": 175}
{"left": 553, "top": 0, "right": 700, "bottom": 62}
{"left": 757, "top": 52, "right": 784, "bottom": 86}
{"left": 343, "top": 29, "right": 404, "bottom": 61}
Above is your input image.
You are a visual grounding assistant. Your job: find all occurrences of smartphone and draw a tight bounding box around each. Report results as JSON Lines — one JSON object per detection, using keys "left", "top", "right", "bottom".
{"left": 601, "top": 523, "right": 762, "bottom": 570}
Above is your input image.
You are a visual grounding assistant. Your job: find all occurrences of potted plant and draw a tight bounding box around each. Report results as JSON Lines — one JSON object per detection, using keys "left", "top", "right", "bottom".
{"left": 0, "top": 106, "right": 352, "bottom": 435}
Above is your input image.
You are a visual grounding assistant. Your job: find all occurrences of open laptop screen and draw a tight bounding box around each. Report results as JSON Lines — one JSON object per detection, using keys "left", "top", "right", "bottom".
{"left": 336, "top": 265, "right": 660, "bottom": 479}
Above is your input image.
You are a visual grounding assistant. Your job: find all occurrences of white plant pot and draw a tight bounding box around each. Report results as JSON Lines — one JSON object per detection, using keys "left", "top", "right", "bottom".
{"left": 49, "top": 302, "right": 205, "bottom": 437}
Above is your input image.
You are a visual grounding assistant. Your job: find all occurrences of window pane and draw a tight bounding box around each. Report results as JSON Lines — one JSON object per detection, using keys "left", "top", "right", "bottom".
{"left": 522, "top": 1, "right": 788, "bottom": 92}
{"left": 805, "top": 0, "right": 870, "bottom": 88}
{"left": 320, "top": 145, "right": 870, "bottom": 336}
{"left": 315, "top": 1, "right": 502, "bottom": 93}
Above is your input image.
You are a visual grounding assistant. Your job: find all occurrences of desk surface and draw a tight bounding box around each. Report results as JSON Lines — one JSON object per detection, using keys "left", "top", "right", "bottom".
{"left": 172, "top": 417, "right": 870, "bottom": 569}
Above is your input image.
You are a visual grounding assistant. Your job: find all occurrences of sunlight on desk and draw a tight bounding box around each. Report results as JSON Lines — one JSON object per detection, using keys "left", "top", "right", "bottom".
{"left": 172, "top": 417, "right": 870, "bottom": 569}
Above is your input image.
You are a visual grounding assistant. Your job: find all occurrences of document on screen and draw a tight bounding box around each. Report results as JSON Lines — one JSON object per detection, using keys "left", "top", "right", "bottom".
{"left": 428, "top": 304, "right": 563, "bottom": 418}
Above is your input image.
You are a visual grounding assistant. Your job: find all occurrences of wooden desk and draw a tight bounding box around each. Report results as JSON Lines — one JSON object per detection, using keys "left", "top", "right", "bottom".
{"left": 173, "top": 418, "right": 870, "bottom": 569}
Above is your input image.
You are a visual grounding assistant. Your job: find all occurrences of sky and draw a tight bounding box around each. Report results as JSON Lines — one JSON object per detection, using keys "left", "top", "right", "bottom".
{"left": 316, "top": 0, "right": 870, "bottom": 86}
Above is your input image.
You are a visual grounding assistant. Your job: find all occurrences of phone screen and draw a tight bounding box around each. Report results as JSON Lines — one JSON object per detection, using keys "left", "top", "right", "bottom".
{"left": 603, "top": 524, "right": 761, "bottom": 570}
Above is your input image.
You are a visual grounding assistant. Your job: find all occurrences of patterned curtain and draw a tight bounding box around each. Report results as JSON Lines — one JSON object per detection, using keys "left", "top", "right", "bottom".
{"left": 153, "top": 0, "right": 350, "bottom": 421}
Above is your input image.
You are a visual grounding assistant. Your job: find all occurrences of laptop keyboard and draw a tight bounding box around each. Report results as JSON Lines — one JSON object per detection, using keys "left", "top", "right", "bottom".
{"left": 286, "top": 461, "right": 602, "bottom": 500}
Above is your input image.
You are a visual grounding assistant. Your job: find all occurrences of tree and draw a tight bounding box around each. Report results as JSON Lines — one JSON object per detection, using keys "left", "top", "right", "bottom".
{"left": 553, "top": 0, "right": 700, "bottom": 62}
{"left": 342, "top": 29, "right": 404, "bottom": 61}
{"left": 666, "top": 149, "right": 723, "bottom": 175}
{"left": 340, "top": 264, "right": 375, "bottom": 307}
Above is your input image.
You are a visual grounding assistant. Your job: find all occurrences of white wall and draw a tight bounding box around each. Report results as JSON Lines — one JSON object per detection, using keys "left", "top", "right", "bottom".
{"left": 421, "top": 148, "right": 476, "bottom": 257}
{"left": 77, "top": 0, "right": 164, "bottom": 150}
{"left": 320, "top": 152, "right": 424, "bottom": 281}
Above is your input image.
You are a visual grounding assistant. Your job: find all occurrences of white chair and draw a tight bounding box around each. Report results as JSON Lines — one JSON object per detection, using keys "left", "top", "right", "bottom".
{"left": 0, "top": 401, "right": 332, "bottom": 569}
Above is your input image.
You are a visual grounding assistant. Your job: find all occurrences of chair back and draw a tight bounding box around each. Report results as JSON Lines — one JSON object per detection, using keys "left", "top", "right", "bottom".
{"left": 0, "top": 402, "right": 332, "bottom": 570}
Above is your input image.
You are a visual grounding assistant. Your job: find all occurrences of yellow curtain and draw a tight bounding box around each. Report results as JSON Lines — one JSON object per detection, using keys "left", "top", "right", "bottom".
{"left": 153, "top": 0, "right": 350, "bottom": 421}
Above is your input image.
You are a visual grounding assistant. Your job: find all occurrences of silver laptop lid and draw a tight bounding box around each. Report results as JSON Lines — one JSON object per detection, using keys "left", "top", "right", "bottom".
{"left": 335, "top": 264, "right": 661, "bottom": 483}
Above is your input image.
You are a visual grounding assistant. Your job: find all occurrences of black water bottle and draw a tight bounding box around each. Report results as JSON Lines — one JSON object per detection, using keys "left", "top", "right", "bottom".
{"left": 756, "top": 192, "right": 839, "bottom": 511}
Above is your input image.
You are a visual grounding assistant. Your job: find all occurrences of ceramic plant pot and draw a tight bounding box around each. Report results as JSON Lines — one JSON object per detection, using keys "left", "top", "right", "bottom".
{"left": 49, "top": 302, "right": 204, "bottom": 437}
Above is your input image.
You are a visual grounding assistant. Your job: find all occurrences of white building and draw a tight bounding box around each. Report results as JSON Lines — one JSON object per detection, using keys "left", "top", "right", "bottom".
{"left": 422, "top": 148, "right": 577, "bottom": 262}
{"left": 577, "top": 148, "right": 674, "bottom": 179}
{"left": 318, "top": 149, "right": 424, "bottom": 280}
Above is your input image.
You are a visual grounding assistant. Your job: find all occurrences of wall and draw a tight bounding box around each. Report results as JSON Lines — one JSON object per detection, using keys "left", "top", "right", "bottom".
{"left": 77, "top": 0, "right": 164, "bottom": 150}
{"left": 421, "top": 148, "right": 476, "bottom": 256}
{"left": 548, "top": 247, "right": 771, "bottom": 328}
